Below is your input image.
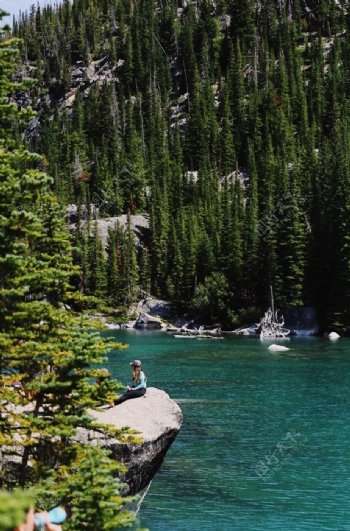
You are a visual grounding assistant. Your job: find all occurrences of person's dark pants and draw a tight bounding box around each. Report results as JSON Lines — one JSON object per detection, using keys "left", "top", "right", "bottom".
{"left": 114, "top": 387, "right": 146, "bottom": 405}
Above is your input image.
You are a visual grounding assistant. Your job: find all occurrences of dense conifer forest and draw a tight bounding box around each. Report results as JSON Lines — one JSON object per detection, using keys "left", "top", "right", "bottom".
{"left": 12, "top": 0, "right": 350, "bottom": 332}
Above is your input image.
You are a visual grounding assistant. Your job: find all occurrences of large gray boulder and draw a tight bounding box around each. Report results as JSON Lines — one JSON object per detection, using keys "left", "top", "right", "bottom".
{"left": 136, "top": 293, "right": 172, "bottom": 318}
{"left": 135, "top": 312, "right": 164, "bottom": 329}
{"left": 80, "top": 388, "right": 183, "bottom": 495}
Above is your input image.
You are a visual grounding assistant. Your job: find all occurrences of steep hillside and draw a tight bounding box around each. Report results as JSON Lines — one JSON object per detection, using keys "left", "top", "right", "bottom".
{"left": 13, "top": 0, "right": 350, "bottom": 331}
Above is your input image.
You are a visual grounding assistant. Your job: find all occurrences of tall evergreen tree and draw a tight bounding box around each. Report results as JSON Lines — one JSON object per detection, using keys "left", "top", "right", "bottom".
{"left": 0, "top": 25, "right": 136, "bottom": 528}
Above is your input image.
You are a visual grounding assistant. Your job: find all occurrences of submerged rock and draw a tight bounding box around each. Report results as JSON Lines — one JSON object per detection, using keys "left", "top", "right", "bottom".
{"left": 79, "top": 388, "right": 183, "bottom": 495}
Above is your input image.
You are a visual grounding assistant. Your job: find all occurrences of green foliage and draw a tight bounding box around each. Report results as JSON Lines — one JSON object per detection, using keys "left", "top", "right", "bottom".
{"left": 0, "top": 489, "right": 33, "bottom": 531}
{"left": 226, "top": 306, "right": 262, "bottom": 329}
{"left": 0, "top": 27, "right": 137, "bottom": 529}
{"left": 192, "top": 272, "right": 230, "bottom": 323}
{"left": 37, "top": 446, "right": 134, "bottom": 531}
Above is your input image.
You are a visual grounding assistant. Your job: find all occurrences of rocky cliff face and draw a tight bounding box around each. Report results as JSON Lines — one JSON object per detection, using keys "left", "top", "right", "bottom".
{"left": 79, "top": 387, "right": 183, "bottom": 495}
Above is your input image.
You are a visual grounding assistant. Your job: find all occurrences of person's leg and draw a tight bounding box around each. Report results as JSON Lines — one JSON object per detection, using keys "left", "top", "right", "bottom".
{"left": 114, "top": 388, "right": 146, "bottom": 405}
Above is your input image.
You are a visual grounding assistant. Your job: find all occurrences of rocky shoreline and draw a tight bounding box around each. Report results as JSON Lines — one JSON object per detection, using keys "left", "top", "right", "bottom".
{"left": 102, "top": 299, "right": 322, "bottom": 337}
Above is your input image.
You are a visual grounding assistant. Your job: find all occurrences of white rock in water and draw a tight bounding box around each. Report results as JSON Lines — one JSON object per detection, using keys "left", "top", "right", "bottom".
{"left": 328, "top": 331, "right": 340, "bottom": 340}
{"left": 268, "top": 344, "right": 290, "bottom": 352}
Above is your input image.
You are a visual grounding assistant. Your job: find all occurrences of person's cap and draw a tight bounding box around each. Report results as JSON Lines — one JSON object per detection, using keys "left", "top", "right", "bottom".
{"left": 130, "top": 359, "right": 142, "bottom": 367}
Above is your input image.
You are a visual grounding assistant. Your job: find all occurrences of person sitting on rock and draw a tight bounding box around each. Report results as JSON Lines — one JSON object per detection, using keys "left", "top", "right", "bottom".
{"left": 114, "top": 360, "right": 146, "bottom": 405}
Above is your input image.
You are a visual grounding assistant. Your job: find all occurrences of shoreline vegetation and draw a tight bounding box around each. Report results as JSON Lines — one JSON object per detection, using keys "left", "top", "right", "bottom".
{"left": 90, "top": 292, "right": 323, "bottom": 337}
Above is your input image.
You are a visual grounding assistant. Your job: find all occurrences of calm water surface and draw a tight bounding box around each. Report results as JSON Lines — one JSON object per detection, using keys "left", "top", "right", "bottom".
{"left": 104, "top": 331, "right": 350, "bottom": 531}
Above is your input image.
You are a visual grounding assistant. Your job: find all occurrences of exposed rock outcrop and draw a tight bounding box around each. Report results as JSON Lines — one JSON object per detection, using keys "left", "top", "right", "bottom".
{"left": 135, "top": 312, "right": 164, "bottom": 329}
{"left": 92, "top": 214, "right": 150, "bottom": 249}
{"left": 69, "top": 212, "right": 150, "bottom": 248}
{"left": 79, "top": 388, "right": 183, "bottom": 495}
{"left": 135, "top": 293, "right": 172, "bottom": 319}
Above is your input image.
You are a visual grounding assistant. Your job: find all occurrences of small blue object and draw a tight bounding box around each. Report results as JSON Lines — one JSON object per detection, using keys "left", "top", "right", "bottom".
{"left": 35, "top": 507, "right": 66, "bottom": 530}
{"left": 47, "top": 507, "right": 66, "bottom": 524}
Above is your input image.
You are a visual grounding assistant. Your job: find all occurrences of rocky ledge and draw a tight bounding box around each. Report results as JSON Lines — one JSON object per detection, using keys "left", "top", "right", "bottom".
{"left": 79, "top": 387, "right": 183, "bottom": 495}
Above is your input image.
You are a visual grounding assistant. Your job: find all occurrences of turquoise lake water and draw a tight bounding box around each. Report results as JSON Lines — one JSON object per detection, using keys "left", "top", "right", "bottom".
{"left": 104, "top": 331, "right": 350, "bottom": 531}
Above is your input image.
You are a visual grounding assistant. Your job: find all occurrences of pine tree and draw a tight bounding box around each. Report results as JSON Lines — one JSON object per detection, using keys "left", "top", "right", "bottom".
{"left": 86, "top": 220, "right": 107, "bottom": 298}
{"left": 243, "top": 144, "right": 259, "bottom": 305}
{"left": 328, "top": 122, "right": 350, "bottom": 332}
{"left": 0, "top": 26, "right": 136, "bottom": 528}
{"left": 123, "top": 213, "right": 139, "bottom": 303}
{"left": 139, "top": 245, "right": 152, "bottom": 294}
{"left": 106, "top": 227, "right": 122, "bottom": 307}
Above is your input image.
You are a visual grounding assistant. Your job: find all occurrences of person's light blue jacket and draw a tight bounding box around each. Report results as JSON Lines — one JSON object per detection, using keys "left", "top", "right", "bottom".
{"left": 129, "top": 370, "right": 147, "bottom": 390}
